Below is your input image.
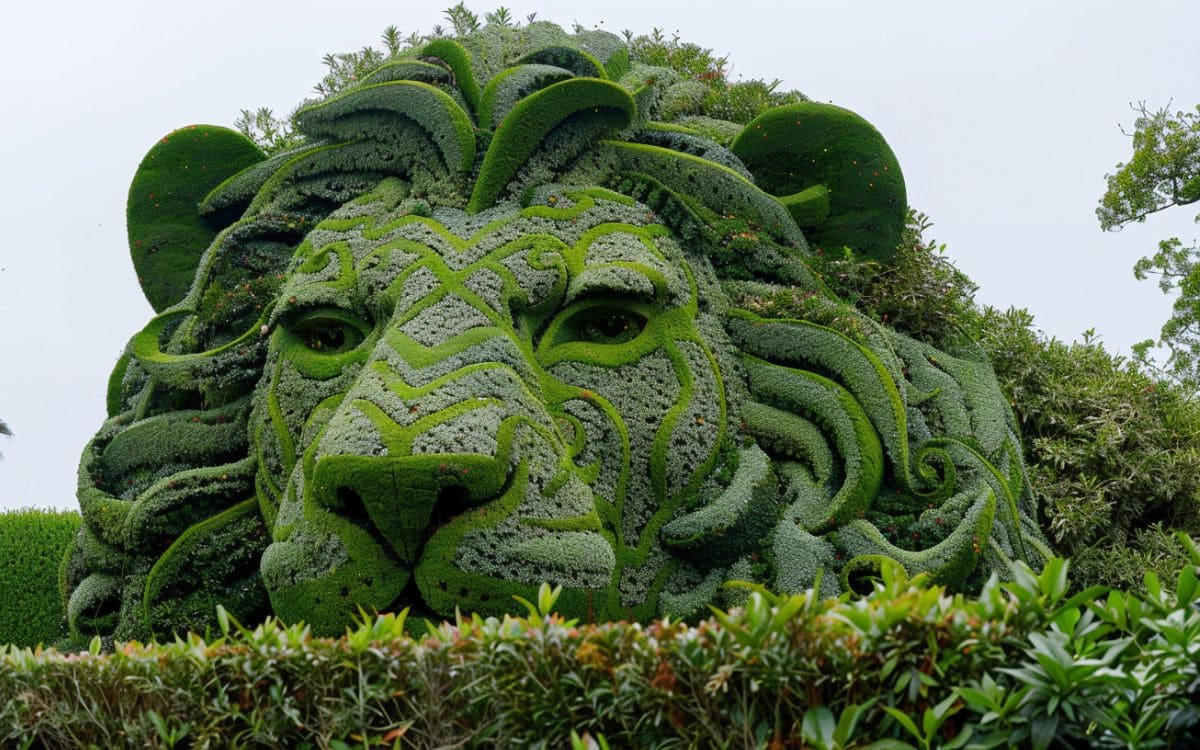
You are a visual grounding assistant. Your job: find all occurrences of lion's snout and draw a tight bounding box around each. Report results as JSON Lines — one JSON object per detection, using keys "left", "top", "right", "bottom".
{"left": 311, "top": 453, "right": 507, "bottom": 564}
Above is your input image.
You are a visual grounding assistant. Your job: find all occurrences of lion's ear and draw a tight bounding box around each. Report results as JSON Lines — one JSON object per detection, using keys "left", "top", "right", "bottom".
{"left": 127, "top": 125, "right": 266, "bottom": 312}
{"left": 731, "top": 103, "right": 906, "bottom": 263}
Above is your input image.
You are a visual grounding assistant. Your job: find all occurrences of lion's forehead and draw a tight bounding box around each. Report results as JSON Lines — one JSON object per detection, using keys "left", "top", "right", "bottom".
{"left": 269, "top": 193, "right": 695, "bottom": 327}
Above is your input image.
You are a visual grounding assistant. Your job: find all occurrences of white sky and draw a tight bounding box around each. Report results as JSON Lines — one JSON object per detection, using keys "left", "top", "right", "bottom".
{"left": 1, "top": 0, "right": 1198, "bottom": 511}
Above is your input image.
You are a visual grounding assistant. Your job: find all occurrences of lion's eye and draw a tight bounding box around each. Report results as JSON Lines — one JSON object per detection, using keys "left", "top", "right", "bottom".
{"left": 292, "top": 316, "right": 364, "bottom": 354}
{"left": 562, "top": 305, "right": 647, "bottom": 345}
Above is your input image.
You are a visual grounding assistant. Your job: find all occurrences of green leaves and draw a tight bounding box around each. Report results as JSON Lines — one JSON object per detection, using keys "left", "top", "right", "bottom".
{"left": 970, "top": 303, "right": 1200, "bottom": 594}
{"left": 801, "top": 700, "right": 876, "bottom": 750}
{"left": 1098, "top": 103, "right": 1200, "bottom": 230}
{"left": 10, "top": 555, "right": 1200, "bottom": 746}
{"left": 881, "top": 693, "right": 964, "bottom": 750}
{"left": 512, "top": 582, "right": 565, "bottom": 622}
{"left": 1098, "top": 103, "right": 1200, "bottom": 398}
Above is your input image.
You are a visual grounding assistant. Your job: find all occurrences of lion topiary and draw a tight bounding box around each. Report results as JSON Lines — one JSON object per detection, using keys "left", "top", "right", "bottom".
{"left": 61, "top": 20, "right": 1049, "bottom": 640}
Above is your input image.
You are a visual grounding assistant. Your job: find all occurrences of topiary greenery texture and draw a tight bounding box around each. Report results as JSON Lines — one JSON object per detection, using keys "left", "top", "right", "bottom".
{"left": 60, "top": 16, "right": 1048, "bottom": 641}
{"left": 0, "top": 510, "right": 81, "bottom": 647}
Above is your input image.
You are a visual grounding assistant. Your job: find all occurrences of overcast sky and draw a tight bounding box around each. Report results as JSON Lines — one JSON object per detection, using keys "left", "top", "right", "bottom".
{"left": 1, "top": 0, "right": 1198, "bottom": 511}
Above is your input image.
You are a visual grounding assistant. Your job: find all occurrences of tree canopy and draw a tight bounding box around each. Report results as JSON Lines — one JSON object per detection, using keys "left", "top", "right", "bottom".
{"left": 1098, "top": 103, "right": 1200, "bottom": 391}
{"left": 1098, "top": 103, "right": 1200, "bottom": 230}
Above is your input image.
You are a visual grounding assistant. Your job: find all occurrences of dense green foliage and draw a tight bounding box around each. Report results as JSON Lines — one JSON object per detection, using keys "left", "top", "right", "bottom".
{"left": 1098, "top": 103, "right": 1200, "bottom": 230}
{"left": 1099, "top": 103, "right": 1200, "bottom": 391}
{"left": 623, "top": 26, "right": 806, "bottom": 125}
{"left": 8, "top": 554, "right": 1200, "bottom": 748}
{"left": 812, "top": 210, "right": 980, "bottom": 347}
{"left": 732, "top": 103, "right": 907, "bottom": 262}
{"left": 235, "top": 10, "right": 807, "bottom": 158}
{"left": 973, "top": 308, "right": 1200, "bottom": 593}
{"left": 63, "top": 14, "right": 1045, "bottom": 642}
{"left": 0, "top": 510, "right": 80, "bottom": 647}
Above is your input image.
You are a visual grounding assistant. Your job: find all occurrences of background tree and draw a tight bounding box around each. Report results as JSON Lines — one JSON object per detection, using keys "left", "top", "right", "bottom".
{"left": 1098, "top": 103, "right": 1200, "bottom": 392}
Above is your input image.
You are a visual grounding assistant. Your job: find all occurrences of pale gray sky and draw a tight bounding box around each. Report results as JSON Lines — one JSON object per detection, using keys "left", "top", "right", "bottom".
{"left": 1, "top": 0, "right": 1198, "bottom": 511}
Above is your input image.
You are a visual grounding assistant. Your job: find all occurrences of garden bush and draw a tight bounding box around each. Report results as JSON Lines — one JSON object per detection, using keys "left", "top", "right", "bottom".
{"left": 971, "top": 306, "right": 1200, "bottom": 593}
{"left": 0, "top": 509, "right": 80, "bottom": 648}
{"left": 5, "top": 547, "right": 1200, "bottom": 748}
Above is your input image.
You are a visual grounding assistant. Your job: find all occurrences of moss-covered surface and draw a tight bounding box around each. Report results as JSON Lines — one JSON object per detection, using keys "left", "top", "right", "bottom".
{"left": 60, "top": 20, "right": 1047, "bottom": 641}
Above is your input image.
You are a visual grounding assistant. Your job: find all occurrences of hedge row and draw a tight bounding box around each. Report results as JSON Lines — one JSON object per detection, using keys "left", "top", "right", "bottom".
{"left": 5, "top": 548, "right": 1200, "bottom": 749}
{"left": 0, "top": 509, "right": 80, "bottom": 648}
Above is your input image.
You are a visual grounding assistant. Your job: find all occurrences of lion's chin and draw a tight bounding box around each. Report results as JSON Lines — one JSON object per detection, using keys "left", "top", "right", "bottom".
{"left": 259, "top": 531, "right": 412, "bottom": 635}
{"left": 261, "top": 514, "right": 615, "bottom": 632}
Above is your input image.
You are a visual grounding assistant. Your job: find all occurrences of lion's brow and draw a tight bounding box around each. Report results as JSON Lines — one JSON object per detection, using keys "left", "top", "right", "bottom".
{"left": 565, "top": 264, "right": 674, "bottom": 308}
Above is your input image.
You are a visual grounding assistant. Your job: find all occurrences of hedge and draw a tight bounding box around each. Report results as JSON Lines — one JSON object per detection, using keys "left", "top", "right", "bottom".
{"left": 5, "top": 552, "right": 1200, "bottom": 748}
{"left": 467, "top": 77, "right": 635, "bottom": 211}
{"left": 0, "top": 509, "right": 80, "bottom": 648}
{"left": 732, "top": 103, "right": 907, "bottom": 262}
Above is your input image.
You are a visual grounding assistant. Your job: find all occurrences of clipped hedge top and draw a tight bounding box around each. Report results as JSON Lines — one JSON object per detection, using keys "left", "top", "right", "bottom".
{"left": 13, "top": 556, "right": 1200, "bottom": 748}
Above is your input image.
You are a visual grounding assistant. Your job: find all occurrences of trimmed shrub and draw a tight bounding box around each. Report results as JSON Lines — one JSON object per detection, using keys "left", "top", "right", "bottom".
{"left": 797, "top": 208, "right": 1200, "bottom": 592}
{"left": 0, "top": 509, "right": 80, "bottom": 647}
{"left": 415, "top": 38, "right": 481, "bottom": 117}
{"left": 7, "top": 554, "right": 1200, "bottom": 748}
{"left": 732, "top": 103, "right": 907, "bottom": 262}
{"left": 477, "top": 63, "right": 574, "bottom": 128}
{"left": 294, "top": 81, "right": 477, "bottom": 174}
{"left": 468, "top": 77, "right": 635, "bottom": 211}
{"left": 517, "top": 45, "right": 607, "bottom": 79}
{"left": 127, "top": 126, "right": 265, "bottom": 311}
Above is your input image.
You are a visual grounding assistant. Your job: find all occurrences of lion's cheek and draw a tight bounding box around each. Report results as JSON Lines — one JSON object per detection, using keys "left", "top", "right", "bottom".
{"left": 260, "top": 520, "right": 409, "bottom": 633}
{"left": 663, "top": 341, "right": 726, "bottom": 499}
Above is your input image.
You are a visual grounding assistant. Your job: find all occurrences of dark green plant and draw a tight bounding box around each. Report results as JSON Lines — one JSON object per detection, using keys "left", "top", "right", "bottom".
{"left": 809, "top": 209, "right": 979, "bottom": 346}
{"left": 732, "top": 101, "right": 908, "bottom": 262}
{"left": 968, "top": 305, "right": 1200, "bottom": 593}
{"left": 795, "top": 207, "right": 1200, "bottom": 593}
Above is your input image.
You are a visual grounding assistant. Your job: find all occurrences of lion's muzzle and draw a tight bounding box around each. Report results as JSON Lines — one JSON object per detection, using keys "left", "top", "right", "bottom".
{"left": 311, "top": 453, "right": 506, "bottom": 565}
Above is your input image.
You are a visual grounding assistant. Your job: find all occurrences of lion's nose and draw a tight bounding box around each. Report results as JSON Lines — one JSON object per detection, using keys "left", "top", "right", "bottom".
{"left": 311, "top": 454, "right": 508, "bottom": 563}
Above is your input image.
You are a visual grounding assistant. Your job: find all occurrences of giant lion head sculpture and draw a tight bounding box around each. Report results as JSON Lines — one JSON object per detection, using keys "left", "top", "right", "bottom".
{"left": 65, "top": 24, "right": 1049, "bottom": 639}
